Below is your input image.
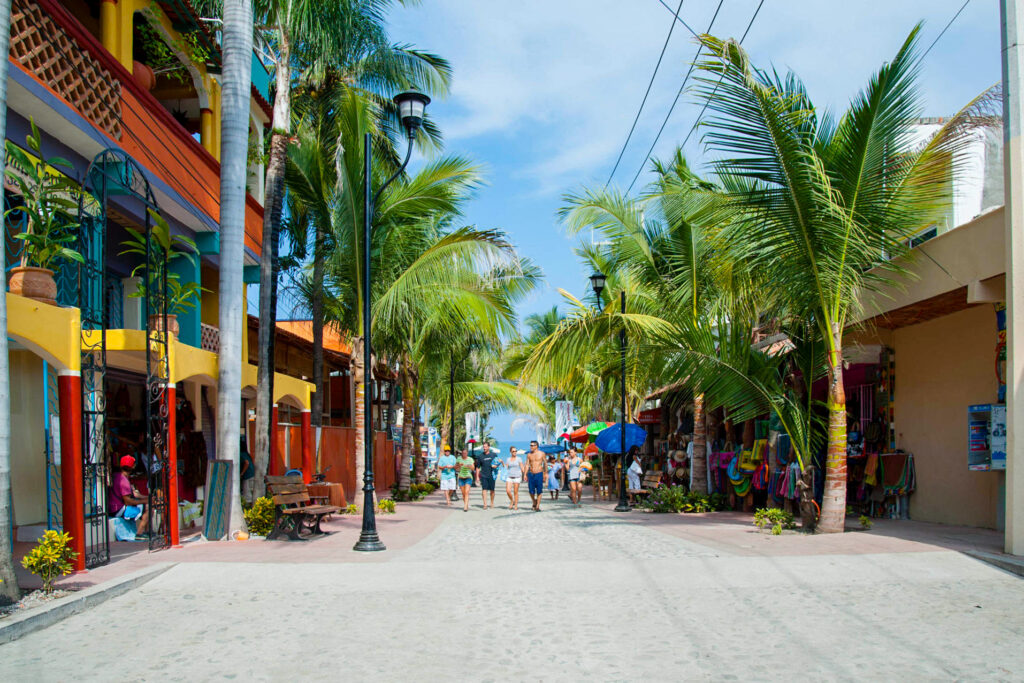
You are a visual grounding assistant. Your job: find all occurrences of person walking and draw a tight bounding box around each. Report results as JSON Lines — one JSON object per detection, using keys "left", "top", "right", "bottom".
{"left": 438, "top": 446, "right": 457, "bottom": 506}
{"left": 475, "top": 441, "right": 500, "bottom": 509}
{"left": 457, "top": 448, "right": 476, "bottom": 512}
{"left": 504, "top": 447, "right": 523, "bottom": 510}
{"left": 546, "top": 455, "right": 562, "bottom": 501}
{"left": 565, "top": 447, "right": 583, "bottom": 506}
{"left": 526, "top": 441, "right": 547, "bottom": 512}
{"left": 627, "top": 447, "right": 643, "bottom": 506}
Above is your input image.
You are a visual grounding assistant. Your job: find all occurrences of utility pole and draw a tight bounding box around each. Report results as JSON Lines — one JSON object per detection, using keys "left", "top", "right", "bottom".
{"left": 1002, "top": 0, "right": 1024, "bottom": 555}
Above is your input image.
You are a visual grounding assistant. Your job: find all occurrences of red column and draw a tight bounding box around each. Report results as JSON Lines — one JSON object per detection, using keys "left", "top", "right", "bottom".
{"left": 300, "top": 410, "right": 313, "bottom": 484}
{"left": 164, "top": 384, "right": 179, "bottom": 547}
{"left": 57, "top": 371, "right": 85, "bottom": 572}
{"left": 269, "top": 405, "right": 281, "bottom": 476}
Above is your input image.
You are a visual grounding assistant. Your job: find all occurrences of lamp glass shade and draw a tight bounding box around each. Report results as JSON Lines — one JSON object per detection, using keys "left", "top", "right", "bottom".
{"left": 589, "top": 272, "right": 607, "bottom": 295}
{"left": 394, "top": 91, "right": 430, "bottom": 126}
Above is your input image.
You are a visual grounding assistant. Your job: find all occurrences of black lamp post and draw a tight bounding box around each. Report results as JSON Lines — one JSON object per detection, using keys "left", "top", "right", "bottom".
{"left": 590, "top": 271, "right": 629, "bottom": 512}
{"left": 354, "top": 90, "right": 431, "bottom": 552}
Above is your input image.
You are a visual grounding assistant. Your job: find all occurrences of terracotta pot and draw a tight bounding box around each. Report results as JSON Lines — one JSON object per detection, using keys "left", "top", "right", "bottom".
{"left": 132, "top": 61, "right": 156, "bottom": 91}
{"left": 148, "top": 313, "right": 179, "bottom": 337}
{"left": 8, "top": 266, "right": 56, "bottom": 305}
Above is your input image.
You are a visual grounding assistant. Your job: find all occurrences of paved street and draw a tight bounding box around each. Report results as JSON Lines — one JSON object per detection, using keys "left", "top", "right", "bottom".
{"left": 2, "top": 499, "right": 1024, "bottom": 681}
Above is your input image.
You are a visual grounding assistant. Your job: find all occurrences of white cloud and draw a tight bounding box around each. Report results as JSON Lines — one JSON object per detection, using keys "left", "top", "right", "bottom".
{"left": 391, "top": 0, "right": 1000, "bottom": 197}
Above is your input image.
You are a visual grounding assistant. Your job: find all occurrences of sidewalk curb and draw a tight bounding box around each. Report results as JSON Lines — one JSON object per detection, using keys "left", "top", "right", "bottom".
{"left": 0, "top": 563, "right": 175, "bottom": 645}
{"left": 964, "top": 550, "right": 1024, "bottom": 578}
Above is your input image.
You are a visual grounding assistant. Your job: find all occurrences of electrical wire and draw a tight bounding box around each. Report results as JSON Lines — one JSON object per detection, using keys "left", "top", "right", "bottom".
{"left": 920, "top": 0, "right": 971, "bottom": 63}
{"left": 604, "top": 0, "right": 687, "bottom": 188}
{"left": 626, "top": 0, "right": 762, "bottom": 194}
{"left": 655, "top": 0, "right": 699, "bottom": 38}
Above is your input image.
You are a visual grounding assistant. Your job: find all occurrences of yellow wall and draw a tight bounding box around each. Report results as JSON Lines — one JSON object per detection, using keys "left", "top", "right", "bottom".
{"left": 894, "top": 305, "right": 1003, "bottom": 528}
{"left": 9, "top": 351, "right": 46, "bottom": 526}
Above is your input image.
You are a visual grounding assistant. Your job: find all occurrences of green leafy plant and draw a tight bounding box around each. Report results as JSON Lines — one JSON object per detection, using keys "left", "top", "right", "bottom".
{"left": 377, "top": 498, "right": 396, "bottom": 514}
{"left": 4, "top": 119, "right": 84, "bottom": 271}
{"left": 344, "top": 503, "right": 358, "bottom": 515}
{"left": 120, "top": 208, "right": 207, "bottom": 315}
{"left": 21, "top": 529, "right": 78, "bottom": 592}
{"left": 135, "top": 4, "right": 213, "bottom": 85}
{"left": 771, "top": 523, "right": 783, "bottom": 536}
{"left": 859, "top": 515, "right": 873, "bottom": 530}
{"left": 243, "top": 496, "right": 275, "bottom": 536}
{"left": 754, "top": 508, "right": 796, "bottom": 531}
{"left": 639, "top": 486, "right": 729, "bottom": 514}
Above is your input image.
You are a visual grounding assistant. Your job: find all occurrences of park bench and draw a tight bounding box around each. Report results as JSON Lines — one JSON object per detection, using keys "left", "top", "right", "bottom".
{"left": 628, "top": 470, "right": 663, "bottom": 504}
{"left": 265, "top": 475, "right": 341, "bottom": 541}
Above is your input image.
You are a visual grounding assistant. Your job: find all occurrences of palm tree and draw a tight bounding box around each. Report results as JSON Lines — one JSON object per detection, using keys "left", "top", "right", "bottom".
{"left": 375, "top": 239, "right": 544, "bottom": 491}
{"left": 251, "top": 0, "right": 452, "bottom": 491}
{"left": 285, "top": 87, "right": 535, "bottom": 505}
{"left": 216, "top": 0, "right": 254, "bottom": 534}
{"left": 692, "top": 28, "right": 978, "bottom": 531}
{"left": 0, "top": 0, "right": 21, "bottom": 600}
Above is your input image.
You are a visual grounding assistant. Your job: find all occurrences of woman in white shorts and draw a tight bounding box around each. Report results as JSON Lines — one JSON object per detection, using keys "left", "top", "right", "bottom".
{"left": 504, "top": 447, "right": 523, "bottom": 510}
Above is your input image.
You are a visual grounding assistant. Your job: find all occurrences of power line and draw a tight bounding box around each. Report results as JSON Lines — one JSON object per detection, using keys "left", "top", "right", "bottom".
{"left": 604, "top": 0, "right": 687, "bottom": 188}
{"left": 626, "top": 0, "right": 762, "bottom": 194}
{"left": 921, "top": 0, "right": 971, "bottom": 62}
{"left": 655, "top": 0, "right": 699, "bottom": 38}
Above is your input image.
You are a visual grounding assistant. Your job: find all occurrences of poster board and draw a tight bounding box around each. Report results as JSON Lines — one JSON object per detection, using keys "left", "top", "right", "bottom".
{"left": 203, "top": 459, "right": 233, "bottom": 540}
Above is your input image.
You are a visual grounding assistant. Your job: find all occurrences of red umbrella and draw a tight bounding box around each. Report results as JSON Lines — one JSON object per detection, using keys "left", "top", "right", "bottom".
{"left": 568, "top": 426, "right": 589, "bottom": 443}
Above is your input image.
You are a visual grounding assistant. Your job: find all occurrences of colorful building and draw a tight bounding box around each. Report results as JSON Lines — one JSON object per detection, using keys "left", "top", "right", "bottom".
{"left": 3, "top": 0, "right": 317, "bottom": 570}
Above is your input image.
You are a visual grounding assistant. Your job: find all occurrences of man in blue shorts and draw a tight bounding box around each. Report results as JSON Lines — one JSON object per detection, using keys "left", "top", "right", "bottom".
{"left": 474, "top": 441, "right": 500, "bottom": 510}
{"left": 525, "top": 440, "right": 547, "bottom": 512}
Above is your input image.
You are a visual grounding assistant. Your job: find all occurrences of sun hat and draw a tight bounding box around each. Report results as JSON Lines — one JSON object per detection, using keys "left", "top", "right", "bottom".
{"left": 120, "top": 455, "right": 136, "bottom": 469}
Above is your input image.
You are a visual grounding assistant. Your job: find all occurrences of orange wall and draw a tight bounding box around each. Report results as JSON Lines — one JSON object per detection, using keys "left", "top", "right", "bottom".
{"left": 894, "top": 305, "right": 1003, "bottom": 528}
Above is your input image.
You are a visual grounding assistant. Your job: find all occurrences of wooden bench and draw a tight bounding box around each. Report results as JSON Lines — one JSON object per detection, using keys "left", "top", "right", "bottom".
{"left": 265, "top": 475, "right": 341, "bottom": 541}
{"left": 628, "top": 470, "right": 663, "bottom": 504}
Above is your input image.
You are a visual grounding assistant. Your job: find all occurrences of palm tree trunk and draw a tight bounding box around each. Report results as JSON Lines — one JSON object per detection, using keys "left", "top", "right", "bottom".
{"left": 217, "top": 0, "right": 253, "bottom": 535}
{"left": 414, "top": 385, "right": 426, "bottom": 484}
{"left": 689, "top": 392, "right": 707, "bottom": 494}
{"left": 818, "top": 322, "right": 847, "bottom": 533}
{"left": 254, "top": 26, "right": 291, "bottom": 498}
{"left": 310, "top": 225, "right": 325, "bottom": 428}
{"left": 0, "top": 0, "right": 21, "bottom": 601}
{"left": 398, "top": 367, "right": 414, "bottom": 492}
{"left": 352, "top": 336, "right": 365, "bottom": 509}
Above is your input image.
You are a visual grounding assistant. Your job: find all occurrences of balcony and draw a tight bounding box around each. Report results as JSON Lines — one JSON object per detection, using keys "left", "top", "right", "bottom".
{"left": 7, "top": 0, "right": 265, "bottom": 254}
{"left": 201, "top": 323, "right": 220, "bottom": 353}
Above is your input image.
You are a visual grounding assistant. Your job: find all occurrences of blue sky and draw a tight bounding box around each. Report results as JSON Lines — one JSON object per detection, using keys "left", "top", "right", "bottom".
{"left": 387, "top": 0, "right": 1001, "bottom": 443}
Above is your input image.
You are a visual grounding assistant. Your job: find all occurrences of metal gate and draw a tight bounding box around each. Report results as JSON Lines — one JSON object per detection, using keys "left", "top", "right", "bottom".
{"left": 81, "top": 150, "right": 172, "bottom": 561}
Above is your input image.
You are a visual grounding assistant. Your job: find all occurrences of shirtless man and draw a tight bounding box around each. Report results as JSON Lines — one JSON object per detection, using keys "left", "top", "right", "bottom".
{"left": 526, "top": 440, "right": 548, "bottom": 512}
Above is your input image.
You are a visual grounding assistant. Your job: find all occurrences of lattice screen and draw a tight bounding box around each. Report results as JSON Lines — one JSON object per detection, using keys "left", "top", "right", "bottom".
{"left": 9, "top": 0, "right": 122, "bottom": 139}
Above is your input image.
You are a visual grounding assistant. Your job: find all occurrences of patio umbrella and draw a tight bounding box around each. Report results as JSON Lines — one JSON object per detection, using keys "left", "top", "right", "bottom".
{"left": 539, "top": 443, "right": 566, "bottom": 455}
{"left": 583, "top": 442, "right": 600, "bottom": 457}
{"left": 586, "top": 421, "right": 611, "bottom": 437}
{"left": 595, "top": 423, "right": 647, "bottom": 454}
{"left": 567, "top": 426, "right": 589, "bottom": 443}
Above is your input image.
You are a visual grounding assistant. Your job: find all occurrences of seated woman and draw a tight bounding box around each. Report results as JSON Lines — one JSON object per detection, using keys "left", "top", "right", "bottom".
{"left": 109, "top": 455, "right": 150, "bottom": 541}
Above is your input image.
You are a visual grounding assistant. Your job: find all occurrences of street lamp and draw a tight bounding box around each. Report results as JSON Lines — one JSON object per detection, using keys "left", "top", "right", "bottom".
{"left": 589, "top": 272, "right": 629, "bottom": 512}
{"left": 354, "top": 91, "right": 430, "bottom": 552}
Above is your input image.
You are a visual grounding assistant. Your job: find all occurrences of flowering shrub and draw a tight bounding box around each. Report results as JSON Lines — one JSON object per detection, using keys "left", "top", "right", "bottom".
{"left": 22, "top": 530, "right": 77, "bottom": 592}
{"left": 243, "top": 496, "right": 276, "bottom": 536}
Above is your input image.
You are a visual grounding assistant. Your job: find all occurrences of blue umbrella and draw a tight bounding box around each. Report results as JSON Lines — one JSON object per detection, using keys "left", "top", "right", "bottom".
{"left": 595, "top": 423, "right": 647, "bottom": 454}
{"left": 539, "top": 443, "right": 567, "bottom": 455}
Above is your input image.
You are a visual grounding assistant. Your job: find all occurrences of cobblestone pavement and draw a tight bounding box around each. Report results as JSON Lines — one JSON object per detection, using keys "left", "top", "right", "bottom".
{"left": 3, "top": 500, "right": 1024, "bottom": 681}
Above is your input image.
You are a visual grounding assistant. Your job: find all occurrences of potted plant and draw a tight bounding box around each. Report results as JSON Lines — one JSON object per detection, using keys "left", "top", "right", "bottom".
{"left": 4, "top": 119, "right": 84, "bottom": 305}
{"left": 121, "top": 208, "right": 206, "bottom": 336}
